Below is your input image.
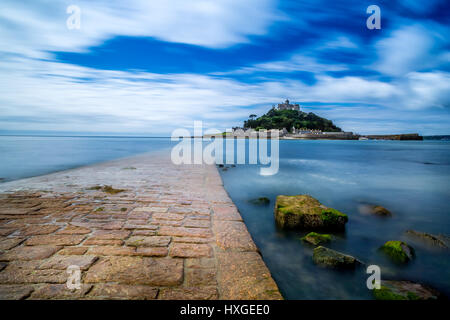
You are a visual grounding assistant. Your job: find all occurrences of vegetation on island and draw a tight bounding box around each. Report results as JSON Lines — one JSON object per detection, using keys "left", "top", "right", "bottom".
{"left": 243, "top": 108, "right": 342, "bottom": 132}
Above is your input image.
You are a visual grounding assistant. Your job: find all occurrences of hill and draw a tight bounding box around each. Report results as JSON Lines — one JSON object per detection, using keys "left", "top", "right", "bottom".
{"left": 243, "top": 108, "right": 342, "bottom": 132}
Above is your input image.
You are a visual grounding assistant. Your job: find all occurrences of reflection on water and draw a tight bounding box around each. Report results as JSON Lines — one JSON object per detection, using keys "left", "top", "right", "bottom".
{"left": 219, "top": 140, "right": 450, "bottom": 299}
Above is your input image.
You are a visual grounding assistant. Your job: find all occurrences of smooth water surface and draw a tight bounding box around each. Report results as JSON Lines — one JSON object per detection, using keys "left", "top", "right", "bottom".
{"left": 0, "top": 136, "right": 174, "bottom": 182}
{"left": 219, "top": 140, "right": 450, "bottom": 299}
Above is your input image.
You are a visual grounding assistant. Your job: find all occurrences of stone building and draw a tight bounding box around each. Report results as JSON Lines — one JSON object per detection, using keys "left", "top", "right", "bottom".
{"left": 277, "top": 99, "right": 300, "bottom": 111}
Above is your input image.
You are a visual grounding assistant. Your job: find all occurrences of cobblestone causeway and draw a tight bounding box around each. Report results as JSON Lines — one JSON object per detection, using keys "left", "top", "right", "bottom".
{"left": 0, "top": 151, "right": 282, "bottom": 300}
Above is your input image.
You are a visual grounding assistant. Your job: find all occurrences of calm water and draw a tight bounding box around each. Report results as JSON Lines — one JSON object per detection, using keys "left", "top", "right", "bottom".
{"left": 0, "top": 136, "right": 174, "bottom": 182}
{"left": 0, "top": 136, "right": 449, "bottom": 299}
{"left": 219, "top": 140, "right": 450, "bottom": 299}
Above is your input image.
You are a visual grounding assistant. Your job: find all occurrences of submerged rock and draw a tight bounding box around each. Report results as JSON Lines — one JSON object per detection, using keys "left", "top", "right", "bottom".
{"left": 405, "top": 230, "right": 448, "bottom": 249}
{"left": 249, "top": 197, "right": 270, "bottom": 206}
{"left": 358, "top": 203, "right": 392, "bottom": 216}
{"left": 301, "top": 232, "right": 332, "bottom": 246}
{"left": 373, "top": 280, "right": 442, "bottom": 300}
{"left": 274, "top": 195, "right": 348, "bottom": 230}
{"left": 312, "top": 246, "right": 361, "bottom": 269}
{"left": 379, "top": 241, "right": 415, "bottom": 263}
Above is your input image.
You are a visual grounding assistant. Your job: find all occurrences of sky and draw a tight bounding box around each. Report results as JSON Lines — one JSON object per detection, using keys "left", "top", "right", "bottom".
{"left": 0, "top": 0, "right": 449, "bottom": 135}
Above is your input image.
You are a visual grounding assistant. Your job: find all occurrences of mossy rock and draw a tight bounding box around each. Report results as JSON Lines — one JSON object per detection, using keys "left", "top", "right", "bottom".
{"left": 301, "top": 232, "right": 332, "bottom": 246}
{"left": 405, "top": 230, "right": 448, "bottom": 249}
{"left": 274, "top": 195, "right": 348, "bottom": 230}
{"left": 312, "top": 246, "right": 361, "bottom": 269}
{"left": 379, "top": 241, "right": 415, "bottom": 263}
{"left": 373, "top": 280, "right": 441, "bottom": 300}
{"left": 249, "top": 197, "right": 270, "bottom": 206}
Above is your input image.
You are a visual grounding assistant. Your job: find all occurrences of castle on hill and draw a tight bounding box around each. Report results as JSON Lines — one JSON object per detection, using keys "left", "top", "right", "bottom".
{"left": 277, "top": 99, "right": 300, "bottom": 111}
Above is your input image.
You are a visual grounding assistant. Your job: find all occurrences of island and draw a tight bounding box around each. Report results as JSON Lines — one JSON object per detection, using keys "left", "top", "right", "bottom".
{"left": 211, "top": 99, "right": 423, "bottom": 140}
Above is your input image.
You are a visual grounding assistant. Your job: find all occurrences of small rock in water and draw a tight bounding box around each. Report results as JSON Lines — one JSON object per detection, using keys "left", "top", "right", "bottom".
{"left": 312, "top": 246, "right": 361, "bottom": 269}
{"left": 249, "top": 197, "right": 270, "bottom": 205}
{"left": 358, "top": 203, "right": 392, "bottom": 216}
{"left": 274, "top": 195, "right": 348, "bottom": 230}
{"left": 301, "top": 232, "right": 331, "bottom": 246}
{"left": 373, "top": 280, "right": 442, "bottom": 300}
{"left": 405, "top": 230, "right": 448, "bottom": 249}
{"left": 379, "top": 240, "right": 415, "bottom": 263}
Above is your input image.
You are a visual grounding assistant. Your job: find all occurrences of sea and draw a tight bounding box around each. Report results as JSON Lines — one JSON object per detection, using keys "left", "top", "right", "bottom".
{"left": 0, "top": 135, "right": 449, "bottom": 299}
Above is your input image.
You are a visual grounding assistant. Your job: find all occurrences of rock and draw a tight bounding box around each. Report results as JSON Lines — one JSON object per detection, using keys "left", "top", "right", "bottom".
{"left": 405, "top": 230, "right": 448, "bottom": 249}
{"left": 301, "top": 232, "right": 331, "bottom": 246}
{"left": 373, "top": 280, "right": 442, "bottom": 300}
{"left": 249, "top": 197, "right": 270, "bottom": 205}
{"left": 274, "top": 195, "right": 348, "bottom": 230}
{"left": 358, "top": 203, "right": 392, "bottom": 216}
{"left": 312, "top": 246, "right": 361, "bottom": 269}
{"left": 379, "top": 241, "right": 415, "bottom": 263}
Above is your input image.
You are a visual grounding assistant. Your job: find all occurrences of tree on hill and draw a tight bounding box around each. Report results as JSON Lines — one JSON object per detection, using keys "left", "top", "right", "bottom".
{"left": 243, "top": 108, "right": 342, "bottom": 132}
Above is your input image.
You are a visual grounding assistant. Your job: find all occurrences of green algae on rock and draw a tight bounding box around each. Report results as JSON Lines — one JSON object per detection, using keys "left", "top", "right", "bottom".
{"left": 249, "top": 197, "right": 270, "bottom": 206}
{"left": 312, "top": 246, "right": 361, "bottom": 269}
{"left": 358, "top": 203, "right": 392, "bottom": 216}
{"left": 274, "top": 195, "right": 348, "bottom": 230}
{"left": 379, "top": 241, "right": 415, "bottom": 263}
{"left": 87, "top": 185, "right": 125, "bottom": 194}
{"left": 301, "top": 232, "right": 331, "bottom": 246}
{"left": 373, "top": 280, "right": 441, "bottom": 300}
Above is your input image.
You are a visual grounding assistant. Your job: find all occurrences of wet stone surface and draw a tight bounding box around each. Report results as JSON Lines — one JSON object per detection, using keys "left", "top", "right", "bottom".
{"left": 0, "top": 152, "right": 282, "bottom": 300}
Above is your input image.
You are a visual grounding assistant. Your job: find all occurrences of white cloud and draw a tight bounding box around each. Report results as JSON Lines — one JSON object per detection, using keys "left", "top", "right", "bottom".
{"left": 0, "top": 0, "right": 281, "bottom": 59}
{"left": 373, "top": 24, "right": 448, "bottom": 76}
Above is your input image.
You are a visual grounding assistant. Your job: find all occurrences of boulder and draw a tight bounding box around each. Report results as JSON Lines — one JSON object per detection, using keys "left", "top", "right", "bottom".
{"left": 249, "top": 197, "right": 270, "bottom": 206}
{"left": 274, "top": 195, "right": 348, "bottom": 230}
{"left": 358, "top": 203, "right": 392, "bottom": 216}
{"left": 301, "top": 232, "right": 331, "bottom": 246}
{"left": 312, "top": 246, "right": 361, "bottom": 269}
{"left": 379, "top": 241, "right": 414, "bottom": 263}
{"left": 405, "top": 230, "right": 448, "bottom": 249}
{"left": 373, "top": 280, "right": 442, "bottom": 300}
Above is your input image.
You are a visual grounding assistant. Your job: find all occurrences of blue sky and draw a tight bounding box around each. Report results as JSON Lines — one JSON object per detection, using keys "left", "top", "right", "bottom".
{"left": 0, "top": 0, "right": 449, "bottom": 135}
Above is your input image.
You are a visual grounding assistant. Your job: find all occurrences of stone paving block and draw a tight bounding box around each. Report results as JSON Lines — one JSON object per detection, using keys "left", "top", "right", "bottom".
{"left": 216, "top": 250, "right": 282, "bottom": 300}
{"left": 158, "top": 226, "right": 212, "bottom": 238}
{"left": 213, "top": 220, "right": 257, "bottom": 251}
{"left": 38, "top": 255, "right": 98, "bottom": 270}
{"left": 19, "top": 225, "right": 60, "bottom": 236}
{"left": 183, "top": 219, "right": 210, "bottom": 228}
{"left": 0, "top": 228, "right": 16, "bottom": 236}
{"left": 58, "top": 246, "right": 88, "bottom": 255}
{"left": 185, "top": 268, "right": 217, "bottom": 286}
{"left": 0, "top": 267, "right": 66, "bottom": 284}
{"left": 30, "top": 284, "right": 92, "bottom": 299}
{"left": 84, "top": 239, "right": 124, "bottom": 246}
{"left": 84, "top": 256, "right": 183, "bottom": 286}
{"left": 169, "top": 243, "right": 213, "bottom": 258}
{"left": 88, "top": 284, "right": 158, "bottom": 300}
{"left": 159, "top": 286, "right": 219, "bottom": 300}
{"left": 135, "top": 247, "right": 168, "bottom": 257}
{"left": 0, "top": 285, "right": 34, "bottom": 299}
{"left": 212, "top": 206, "right": 243, "bottom": 221}
{"left": 88, "top": 246, "right": 136, "bottom": 256}
{"left": 0, "top": 245, "right": 60, "bottom": 261}
{"left": 185, "top": 258, "right": 216, "bottom": 269}
{"left": 0, "top": 238, "right": 25, "bottom": 250}
{"left": 125, "top": 236, "right": 171, "bottom": 247}
{"left": 25, "top": 235, "right": 86, "bottom": 246}
{"left": 56, "top": 225, "right": 91, "bottom": 235}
